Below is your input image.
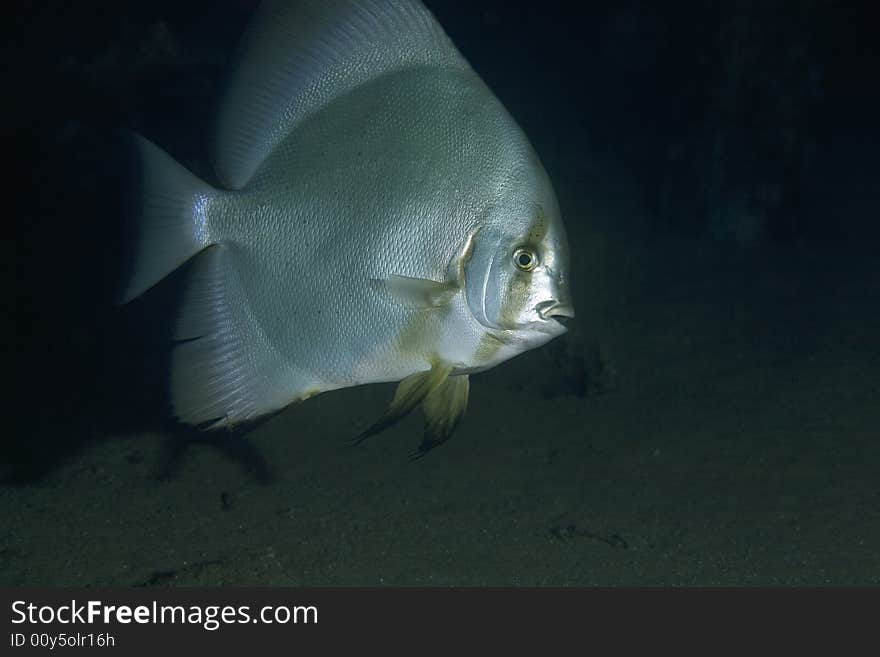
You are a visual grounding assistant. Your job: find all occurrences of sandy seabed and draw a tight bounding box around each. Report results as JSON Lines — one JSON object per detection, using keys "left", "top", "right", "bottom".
{"left": 4, "top": 220, "right": 878, "bottom": 586}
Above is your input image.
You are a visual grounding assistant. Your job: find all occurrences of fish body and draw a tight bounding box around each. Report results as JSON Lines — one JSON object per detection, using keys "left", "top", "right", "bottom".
{"left": 123, "top": 0, "right": 573, "bottom": 454}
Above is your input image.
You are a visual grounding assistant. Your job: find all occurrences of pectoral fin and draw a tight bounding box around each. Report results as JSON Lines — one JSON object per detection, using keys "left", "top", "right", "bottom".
{"left": 352, "top": 361, "right": 454, "bottom": 445}
{"left": 382, "top": 275, "right": 458, "bottom": 309}
{"left": 411, "top": 374, "right": 470, "bottom": 460}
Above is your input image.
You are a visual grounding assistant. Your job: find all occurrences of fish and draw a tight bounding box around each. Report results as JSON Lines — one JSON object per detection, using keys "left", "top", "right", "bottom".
{"left": 121, "top": 0, "right": 574, "bottom": 456}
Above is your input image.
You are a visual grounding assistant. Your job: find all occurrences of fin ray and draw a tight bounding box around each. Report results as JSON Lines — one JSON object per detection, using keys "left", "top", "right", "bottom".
{"left": 352, "top": 361, "right": 454, "bottom": 444}
{"left": 412, "top": 374, "right": 470, "bottom": 459}
{"left": 383, "top": 275, "right": 458, "bottom": 309}
{"left": 213, "top": 0, "right": 469, "bottom": 189}
{"left": 171, "top": 245, "right": 294, "bottom": 429}
{"left": 119, "top": 134, "right": 215, "bottom": 303}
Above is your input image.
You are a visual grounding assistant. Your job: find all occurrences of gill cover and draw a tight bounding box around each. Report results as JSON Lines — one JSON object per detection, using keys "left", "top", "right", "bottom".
{"left": 464, "top": 226, "right": 510, "bottom": 330}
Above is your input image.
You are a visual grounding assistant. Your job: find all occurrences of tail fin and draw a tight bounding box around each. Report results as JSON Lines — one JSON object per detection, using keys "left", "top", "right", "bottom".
{"left": 119, "top": 134, "right": 216, "bottom": 304}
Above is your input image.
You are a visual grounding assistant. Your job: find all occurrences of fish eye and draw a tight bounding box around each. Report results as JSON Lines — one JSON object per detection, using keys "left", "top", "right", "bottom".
{"left": 512, "top": 247, "right": 538, "bottom": 272}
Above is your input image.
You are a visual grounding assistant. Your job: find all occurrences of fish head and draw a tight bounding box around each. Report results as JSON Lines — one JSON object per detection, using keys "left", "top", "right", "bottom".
{"left": 463, "top": 161, "right": 573, "bottom": 352}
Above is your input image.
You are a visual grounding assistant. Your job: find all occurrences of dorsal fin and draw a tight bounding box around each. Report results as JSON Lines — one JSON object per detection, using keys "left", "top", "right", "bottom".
{"left": 213, "top": 0, "right": 470, "bottom": 190}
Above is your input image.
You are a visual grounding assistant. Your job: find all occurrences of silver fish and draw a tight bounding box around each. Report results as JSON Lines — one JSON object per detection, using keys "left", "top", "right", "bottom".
{"left": 122, "top": 0, "right": 573, "bottom": 456}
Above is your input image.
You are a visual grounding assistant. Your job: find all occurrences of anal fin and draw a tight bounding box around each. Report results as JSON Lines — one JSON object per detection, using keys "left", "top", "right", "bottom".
{"left": 171, "top": 245, "right": 293, "bottom": 429}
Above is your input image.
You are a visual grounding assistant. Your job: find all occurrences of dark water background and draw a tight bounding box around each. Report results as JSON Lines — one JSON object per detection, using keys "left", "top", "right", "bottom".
{"left": 5, "top": 1, "right": 879, "bottom": 584}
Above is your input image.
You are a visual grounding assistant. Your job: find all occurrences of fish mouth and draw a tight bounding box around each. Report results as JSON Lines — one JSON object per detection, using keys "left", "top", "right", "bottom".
{"left": 536, "top": 300, "right": 575, "bottom": 323}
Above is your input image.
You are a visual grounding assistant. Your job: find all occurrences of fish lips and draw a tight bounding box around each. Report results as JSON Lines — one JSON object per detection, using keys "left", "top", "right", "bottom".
{"left": 536, "top": 300, "right": 575, "bottom": 319}
{"left": 518, "top": 302, "right": 573, "bottom": 341}
{"left": 536, "top": 300, "right": 575, "bottom": 324}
